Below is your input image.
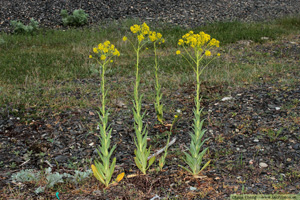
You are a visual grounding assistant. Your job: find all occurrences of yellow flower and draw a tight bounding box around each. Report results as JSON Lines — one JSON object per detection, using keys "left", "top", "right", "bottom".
{"left": 104, "top": 41, "right": 110, "bottom": 47}
{"left": 209, "top": 38, "right": 220, "bottom": 47}
{"left": 130, "top": 24, "right": 141, "bottom": 34}
{"left": 89, "top": 55, "right": 92, "bottom": 58}
{"left": 205, "top": 50, "right": 211, "bottom": 57}
{"left": 176, "top": 50, "right": 181, "bottom": 55}
{"left": 149, "top": 31, "right": 157, "bottom": 42}
{"left": 179, "top": 31, "right": 219, "bottom": 51}
{"left": 93, "top": 48, "right": 98, "bottom": 53}
{"left": 113, "top": 49, "right": 120, "bottom": 56}
{"left": 122, "top": 36, "right": 127, "bottom": 41}
{"left": 110, "top": 60, "right": 113, "bottom": 63}
{"left": 157, "top": 33, "right": 162, "bottom": 39}
{"left": 98, "top": 43, "right": 104, "bottom": 50}
{"left": 138, "top": 34, "right": 144, "bottom": 42}
{"left": 110, "top": 44, "right": 115, "bottom": 50}
{"left": 103, "top": 48, "right": 108, "bottom": 53}
{"left": 161, "top": 39, "right": 165, "bottom": 43}
{"left": 178, "top": 39, "right": 184, "bottom": 45}
{"left": 217, "top": 53, "right": 221, "bottom": 56}
{"left": 141, "top": 22, "right": 150, "bottom": 34}
{"left": 100, "top": 55, "right": 106, "bottom": 61}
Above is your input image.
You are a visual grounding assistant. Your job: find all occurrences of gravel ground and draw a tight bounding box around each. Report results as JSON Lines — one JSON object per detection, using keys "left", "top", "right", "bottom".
{"left": 1, "top": 0, "right": 300, "bottom": 32}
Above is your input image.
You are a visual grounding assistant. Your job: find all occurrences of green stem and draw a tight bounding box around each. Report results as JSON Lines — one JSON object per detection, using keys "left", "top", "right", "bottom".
{"left": 154, "top": 43, "right": 159, "bottom": 91}
{"left": 135, "top": 46, "right": 141, "bottom": 127}
{"left": 154, "top": 42, "right": 162, "bottom": 118}
{"left": 101, "top": 63, "right": 106, "bottom": 126}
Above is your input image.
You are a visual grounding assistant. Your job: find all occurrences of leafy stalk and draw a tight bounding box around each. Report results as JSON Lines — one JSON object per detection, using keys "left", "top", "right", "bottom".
{"left": 124, "top": 23, "right": 156, "bottom": 174}
{"left": 90, "top": 41, "right": 124, "bottom": 187}
{"left": 177, "top": 31, "right": 220, "bottom": 176}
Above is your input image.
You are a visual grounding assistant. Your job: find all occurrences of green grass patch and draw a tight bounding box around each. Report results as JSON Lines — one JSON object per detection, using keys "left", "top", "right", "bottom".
{"left": 1, "top": 16, "right": 300, "bottom": 84}
{"left": 0, "top": 15, "right": 299, "bottom": 113}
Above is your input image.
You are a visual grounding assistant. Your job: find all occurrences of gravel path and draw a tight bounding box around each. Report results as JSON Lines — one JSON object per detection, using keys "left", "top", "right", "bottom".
{"left": 1, "top": 0, "right": 300, "bottom": 32}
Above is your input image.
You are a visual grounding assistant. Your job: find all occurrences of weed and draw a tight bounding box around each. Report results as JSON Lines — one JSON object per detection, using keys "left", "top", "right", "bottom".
{"left": 215, "top": 134, "right": 225, "bottom": 143}
{"left": 10, "top": 162, "right": 17, "bottom": 169}
{"left": 12, "top": 150, "right": 20, "bottom": 156}
{"left": 10, "top": 18, "right": 39, "bottom": 34}
{"left": 11, "top": 167, "right": 92, "bottom": 194}
{"left": 264, "top": 127, "right": 284, "bottom": 142}
{"left": 61, "top": 9, "right": 89, "bottom": 27}
{"left": 123, "top": 23, "right": 156, "bottom": 174}
{"left": 177, "top": 30, "right": 219, "bottom": 176}
{"left": 11, "top": 169, "right": 40, "bottom": 183}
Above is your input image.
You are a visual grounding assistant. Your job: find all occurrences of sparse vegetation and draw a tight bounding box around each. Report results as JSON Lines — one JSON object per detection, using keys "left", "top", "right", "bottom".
{"left": 10, "top": 18, "right": 39, "bottom": 34}
{"left": 61, "top": 9, "right": 89, "bottom": 27}
{"left": 0, "top": 15, "right": 300, "bottom": 199}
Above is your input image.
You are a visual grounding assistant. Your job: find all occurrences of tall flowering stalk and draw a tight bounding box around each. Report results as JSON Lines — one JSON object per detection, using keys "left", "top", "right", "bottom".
{"left": 149, "top": 31, "right": 165, "bottom": 124}
{"left": 123, "top": 23, "right": 156, "bottom": 174}
{"left": 176, "top": 31, "right": 220, "bottom": 176}
{"left": 89, "top": 41, "right": 124, "bottom": 187}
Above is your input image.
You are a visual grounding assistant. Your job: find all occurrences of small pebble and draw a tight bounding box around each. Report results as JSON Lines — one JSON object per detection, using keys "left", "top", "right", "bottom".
{"left": 261, "top": 37, "right": 269, "bottom": 40}
{"left": 259, "top": 162, "right": 268, "bottom": 168}
{"left": 221, "top": 96, "right": 233, "bottom": 101}
{"left": 189, "top": 187, "right": 197, "bottom": 191}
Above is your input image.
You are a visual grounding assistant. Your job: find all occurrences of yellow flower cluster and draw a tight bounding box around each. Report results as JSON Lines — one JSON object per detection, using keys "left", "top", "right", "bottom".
{"left": 177, "top": 31, "right": 220, "bottom": 56}
{"left": 128, "top": 22, "right": 165, "bottom": 44}
{"left": 149, "top": 31, "right": 165, "bottom": 44}
{"left": 130, "top": 23, "right": 150, "bottom": 42}
{"left": 179, "top": 31, "right": 219, "bottom": 48}
{"left": 90, "top": 40, "right": 120, "bottom": 61}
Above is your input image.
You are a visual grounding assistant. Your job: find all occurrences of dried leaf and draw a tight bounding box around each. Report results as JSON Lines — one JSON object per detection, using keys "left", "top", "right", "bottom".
{"left": 116, "top": 172, "right": 125, "bottom": 182}
{"left": 91, "top": 164, "right": 105, "bottom": 184}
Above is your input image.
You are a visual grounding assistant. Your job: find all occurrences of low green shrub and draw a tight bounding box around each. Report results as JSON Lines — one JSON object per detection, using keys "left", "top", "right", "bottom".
{"left": 10, "top": 18, "right": 39, "bottom": 34}
{"left": 11, "top": 168, "right": 92, "bottom": 194}
{"left": 61, "top": 9, "right": 89, "bottom": 27}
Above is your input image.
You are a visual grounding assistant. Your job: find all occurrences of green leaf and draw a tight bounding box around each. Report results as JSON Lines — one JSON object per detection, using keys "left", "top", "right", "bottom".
{"left": 199, "top": 160, "right": 211, "bottom": 174}
{"left": 107, "top": 157, "right": 116, "bottom": 184}
{"left": 178, "top": 164, "right": 193, "bottom": 175}
{"left": 147, "top": 156, "right": 156, "bottom": 170}
{"left": 134, "top": 157, "right": 143, "bottom": 172}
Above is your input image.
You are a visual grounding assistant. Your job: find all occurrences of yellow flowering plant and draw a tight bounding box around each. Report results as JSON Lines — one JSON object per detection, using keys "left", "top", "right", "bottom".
{"left": 89, "top": 41, "right": 124, "bottom": 187}
{"left": 149, "top": 31, "right": 165, "bottom": 124}
{"left": 176, "top": 31, "right": 220, "bottom": 176}
{"left": 123, "top": 23, "right": 156, "bottom": 174}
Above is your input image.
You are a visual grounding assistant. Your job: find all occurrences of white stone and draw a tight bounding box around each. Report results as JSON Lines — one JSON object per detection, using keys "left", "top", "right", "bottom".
{"left": 259, "top": 162, "right": 268, "bottom": 168}
{"left": 189, "top": 187, "right": 197, "bottom": 191}
{"left": 221, "top": 96, "right": 233, "bottom": 101}
{"left": 261, "top": 37, "right": 269, "bottom": 40}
